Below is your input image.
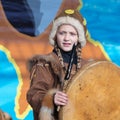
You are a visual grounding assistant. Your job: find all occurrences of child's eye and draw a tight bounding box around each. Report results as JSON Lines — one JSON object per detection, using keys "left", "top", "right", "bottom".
{"left": 58, "top": 31, "right": 65, "bottom": 35}
{"left": 70, "top": 32, "right": 77, "bottom": 36}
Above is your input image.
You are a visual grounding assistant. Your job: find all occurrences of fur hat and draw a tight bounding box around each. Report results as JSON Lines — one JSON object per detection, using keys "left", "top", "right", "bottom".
{"left": 49, "top": 9, "right": 88, "bottom": 47}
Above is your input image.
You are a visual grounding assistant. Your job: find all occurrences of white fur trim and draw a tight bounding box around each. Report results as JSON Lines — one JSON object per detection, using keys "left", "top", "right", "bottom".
{"left": 49, "top": 16, "right": 86, "bottom": 47}
{"left": 39, "top": 106, "right": 54, "bottom": 120}
{"left": 38, "top": 89, "right": 58, "bottom": 120}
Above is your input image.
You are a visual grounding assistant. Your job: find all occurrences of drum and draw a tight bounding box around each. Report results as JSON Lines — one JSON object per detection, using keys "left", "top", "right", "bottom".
{"left": 59, "top": 61, "right": 120, "bottom": 120}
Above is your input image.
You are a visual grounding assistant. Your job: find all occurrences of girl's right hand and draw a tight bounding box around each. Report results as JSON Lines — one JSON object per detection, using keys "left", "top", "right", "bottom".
{"left": 54, "top": 91, "right": 68, "bottom": 106}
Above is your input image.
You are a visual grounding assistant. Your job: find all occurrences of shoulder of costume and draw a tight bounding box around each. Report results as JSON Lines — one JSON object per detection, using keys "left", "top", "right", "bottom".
{"left": 27, "top": 52, "right": 60, "bottom": 72}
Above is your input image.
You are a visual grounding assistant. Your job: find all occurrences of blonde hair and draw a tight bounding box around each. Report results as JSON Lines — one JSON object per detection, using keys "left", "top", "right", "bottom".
{"left": 54, "top": 42, "right": 82, "bottom": 71}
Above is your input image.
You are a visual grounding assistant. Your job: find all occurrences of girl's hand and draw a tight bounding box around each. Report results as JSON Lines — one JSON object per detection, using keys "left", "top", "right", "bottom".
{"left": 54, "top": 91, "right": 68, "bottom": 106}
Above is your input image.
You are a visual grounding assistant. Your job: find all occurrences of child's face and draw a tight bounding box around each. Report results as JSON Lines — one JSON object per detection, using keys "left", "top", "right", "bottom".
{"left": 56, "top": 24, "right": 78, "bottom": 52}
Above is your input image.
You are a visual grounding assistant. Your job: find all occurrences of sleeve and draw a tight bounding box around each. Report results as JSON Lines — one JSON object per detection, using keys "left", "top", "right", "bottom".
{"left": 26, "top": 62, "right": 55, "bottom": 113}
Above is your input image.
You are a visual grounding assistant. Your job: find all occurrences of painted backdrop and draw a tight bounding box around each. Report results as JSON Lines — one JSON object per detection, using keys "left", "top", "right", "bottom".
{"left": 0, "top": 0, "right": 120, "bottom": 119}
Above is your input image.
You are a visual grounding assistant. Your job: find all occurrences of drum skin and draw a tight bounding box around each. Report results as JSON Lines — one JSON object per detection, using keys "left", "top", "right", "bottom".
{"left": 59, "top": 61, "right": 120, "bottom": 120}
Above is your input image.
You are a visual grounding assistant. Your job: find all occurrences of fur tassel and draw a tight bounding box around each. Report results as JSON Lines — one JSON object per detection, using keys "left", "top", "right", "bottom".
{"left": 39, "top": 89, "right": 58, "bottom": 120}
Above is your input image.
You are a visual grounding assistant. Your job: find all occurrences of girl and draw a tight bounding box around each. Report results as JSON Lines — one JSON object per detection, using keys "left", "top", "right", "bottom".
{"left": 27, "top": 9, "right": 88, "bottom": 120}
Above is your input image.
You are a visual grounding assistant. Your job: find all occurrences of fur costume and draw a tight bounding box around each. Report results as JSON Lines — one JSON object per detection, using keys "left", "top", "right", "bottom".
{"left": 27, "top": 53, "right": 65, "bottom": 120}
{"left": 27, "top": 53, "right": 65, "bottom": 86}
